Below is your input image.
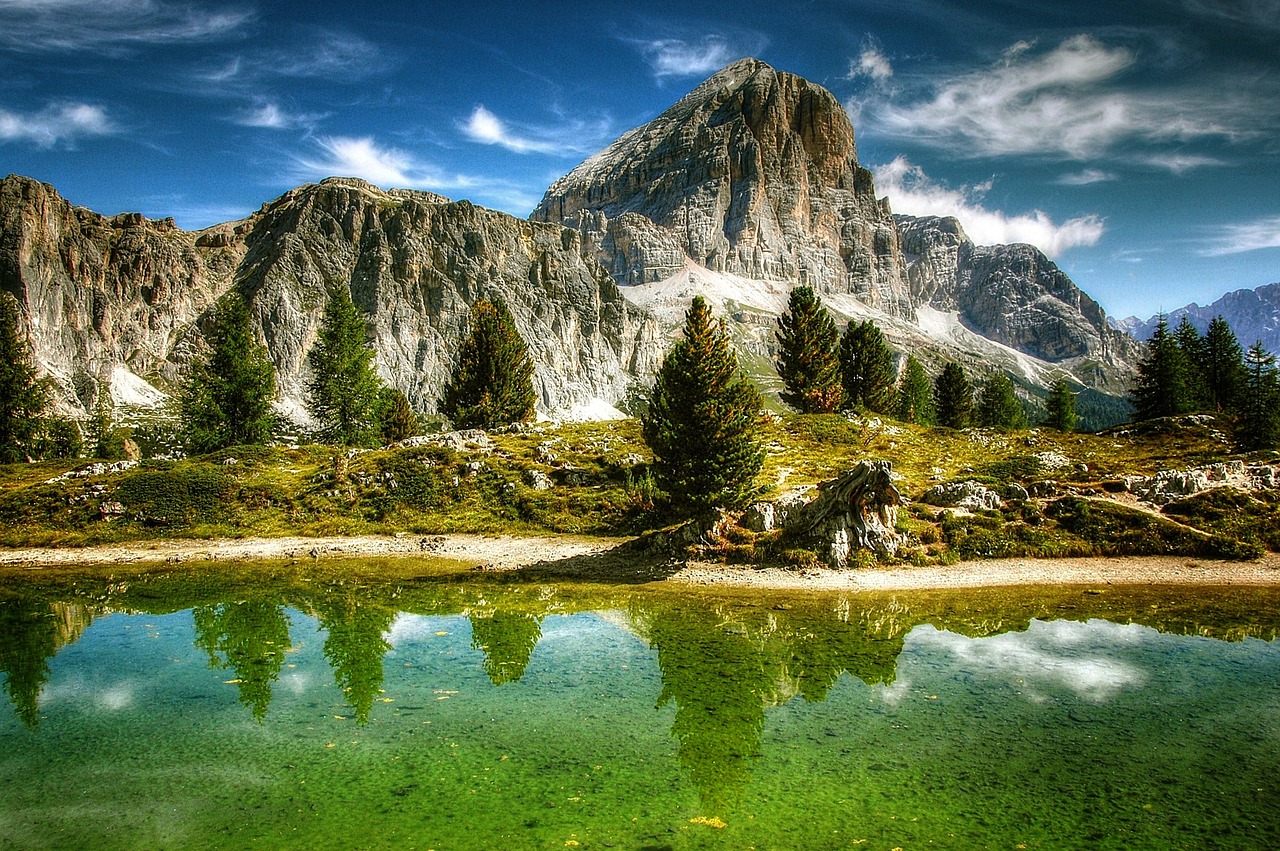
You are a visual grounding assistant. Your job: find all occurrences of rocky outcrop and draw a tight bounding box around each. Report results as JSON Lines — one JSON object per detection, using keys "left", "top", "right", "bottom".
{"left": 1124, "top": 461, "right": 1280, "bottom": 505}
{"left": 1, "top": 174, "right": 660, "bottom": 419}
{"left": 898, "top": 214, "right": 1141, "bottom": 377}
{"left": 533, "top": 58, "right": 914, "bottom": 319}
{"left": 920, "top": 480, "right": 1003, "bottom": 512}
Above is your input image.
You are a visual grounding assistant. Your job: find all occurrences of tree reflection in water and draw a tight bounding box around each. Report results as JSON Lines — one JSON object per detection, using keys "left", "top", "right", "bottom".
{"left": 469, "top": 609, "right": 543, "bottom": 685}
{"left": 193, "top": 599, "right": 292, "bottom": 721}
{"left": 312, "top": 589, "right": 395, "bottom": 724}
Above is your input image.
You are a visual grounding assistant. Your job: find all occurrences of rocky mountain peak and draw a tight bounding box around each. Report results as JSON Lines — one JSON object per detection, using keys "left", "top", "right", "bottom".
{"left": 533, "top": 59, "right": 913, "bottom": 319}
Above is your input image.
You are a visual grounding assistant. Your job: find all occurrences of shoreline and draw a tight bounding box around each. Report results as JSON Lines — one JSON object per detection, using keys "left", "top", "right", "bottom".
{"left": 2, "top": 533, "right": 1279, "bottom": 590}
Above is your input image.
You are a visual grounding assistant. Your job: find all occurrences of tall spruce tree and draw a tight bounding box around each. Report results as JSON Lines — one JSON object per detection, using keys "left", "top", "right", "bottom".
{"left": 180, "top": 293, "right": 277, "bottom": 452}
{"left": 775, "top": 286, "right": 840, "bottom": 413}
{"left": 1236, "top": 341, "right": 1280, "bottom": 451}
{"left": 306, "top": 288, "right": 384, "bottom": 447}
{"left": 933, "top": 362, "right": 974, "bottom": 429}
{"left": 895, "top": 355, "right": 934, "bottom": 425}
{"left": 1044, "top": 379, "right": 1078, "bottom": 432}
{"left": 1202, "top": 316, "right": 1247, "bottom": 413}
{"left": 976, "top": 374, "right": 1025, "bottom": 430}
{"left": 378, "top": 388, "right": 420, "bottom": 444}
{"left": 838, "top": 319, "right": 897, "bottom": 413}
{"left": 1130, "top": 315, "right": 1195, "bottom": 420}
{"left": 642, "top": 297, "right": 764, "bottom": 517}
{"left": 439, "top": 298, "right": 536, "bottom": 429}
{"left": 0, "top": 294, "right": 47, "bottom": 463}
{"left": 1174, "top": 314, "right": 1208, "bottom": 409}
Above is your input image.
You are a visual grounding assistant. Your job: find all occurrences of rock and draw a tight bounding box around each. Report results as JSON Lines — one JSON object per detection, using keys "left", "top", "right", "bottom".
{"left": 534, "top": 441, "right": 559, "bottom": 464}
{"left": 614, "top": 453, "right": 645, "bottom": 468}
{"left": 1127, "top": 461, "right": 1280, "bottom": 505}
{"left": 1034, "top": 451, "right": 1072, "bottom": 471}
{"left": 921, "top": 480, "right": 1003, "bottom": 511}
{"left": 554, "top": 466, "right": 592, "bottom": 487}
{"left": 98, "top": 500, "right": 125, "bottom": 519}
{"left": 524, "top": 469, "right": 553, "bottom": 491}
{"left": 1028, "top": 481, "right": 1059, "bottom": 497}
{"left": 1003, "top": 483, "right": 1030, "bottom": 501}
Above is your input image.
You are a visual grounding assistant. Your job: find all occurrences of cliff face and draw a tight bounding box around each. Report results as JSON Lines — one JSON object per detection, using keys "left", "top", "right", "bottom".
{"left": 1, "top": 175, "right": 658, "bottom": 419}
{"left": 532, "top": 58, "right": 914, "bottom": 319}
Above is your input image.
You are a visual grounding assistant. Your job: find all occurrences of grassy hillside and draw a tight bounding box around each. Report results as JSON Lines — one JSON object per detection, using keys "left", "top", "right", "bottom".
{"left": 1, "top": 414, "right": 1274, "bottom": 563}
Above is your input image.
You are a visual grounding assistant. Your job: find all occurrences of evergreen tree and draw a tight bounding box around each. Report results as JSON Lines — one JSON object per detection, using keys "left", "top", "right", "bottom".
{"left": 1236, "top": 341, "right": 1280, "bottom": 451}
{"left": 180, "top": 293, "right": 277, "bottom": 453}
{"left": 775, "top": 286, "right": 841, "bottom": 413}
{"left": 933, "top": 362, "right": 973, "bottom": 429}
{"left": 1174, "top": 314, "right": 1208, "bottom": 409}
{"left": 0, "top": 294, "right": 47, "bottom": 463}
{"left": 1044, "top": 379, "right": 1078, "bottom": 432}
{"left": 838, "top": 319, "right": 897, "bottom": 414}
{"left": 976, "top": 374, "right": 1026, "bottom": 430}
{"left": 1202, "top": 316, "right": 1247, "bottom": 413}
{"left": 306, "top": 289, "right": 384, "bottom": 447}
{"left": 378, "top": 388, "right": 419, "bottom": 444}
{"left": 1130, "top": 315, "right": 1195, "bottom": 420}
{"left": 439, "top": 298, "right": 536, "bottom": 429}
{"left": 895, "top": 355, "right": 934, "bottom": 425}
{"left": 642, "top": 297, "right": 764, "bottom": 517}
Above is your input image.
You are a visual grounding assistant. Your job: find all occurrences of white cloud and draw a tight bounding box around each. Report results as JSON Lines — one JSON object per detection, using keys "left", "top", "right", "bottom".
{"left": 1199, "top": 215, "right": 1280, "bottom": 256}
{"left": 0, "top": 101, "right": 112, "bottom": 146}
{"left": 0, "top": 0, "right": 251, "bottom": 53}
{"left": 862, "top": 35, "right": 1257, "bottom": 161}
{"left": 1142, "top": 153, "right": 1226, "bottom": 174}
{"left": 460, "top": 105, "right": 605, "bottom": 157}
{"left": 641, "top": 36, "right": 736, "bottom": 79}
{"left": 1056, "top": 168, "right": 1117, "bottom": 186}
{"left": 874, "top": 157, "right": 1104, "bottom": 256}
{"left": 848, "top": 44, "right": 892, "bottom": 82}
{"left": 232, "top": 100, "right": 318, "bottom": 131}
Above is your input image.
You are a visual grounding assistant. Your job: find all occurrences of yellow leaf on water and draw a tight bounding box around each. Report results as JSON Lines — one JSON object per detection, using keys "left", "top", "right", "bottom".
{"left": 689, "top": 816, "right": 727, "bottom": 829}
{"left": 223, "top": 679, "right": 243, "bottom": 684}
{"left": 435, "top": 631, "right": 449, "bottom": 636}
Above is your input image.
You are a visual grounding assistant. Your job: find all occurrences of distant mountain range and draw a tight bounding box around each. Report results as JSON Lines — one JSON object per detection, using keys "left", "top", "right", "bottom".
{"left": 1114, "top": 283, "right": 1280, "bottom": 353}
{"left": 3, "top": 58, "right": 1145, "bottom": 427}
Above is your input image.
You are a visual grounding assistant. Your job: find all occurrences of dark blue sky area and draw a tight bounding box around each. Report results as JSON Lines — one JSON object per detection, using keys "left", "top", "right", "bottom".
{"left": 2, "top": 0, "right": 1277, "bottom": 319}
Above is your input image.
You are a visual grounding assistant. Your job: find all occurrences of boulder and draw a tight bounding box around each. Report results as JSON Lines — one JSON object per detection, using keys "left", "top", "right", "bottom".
{"left": 921, "top": 480, "right": 1003, "bottom": 511}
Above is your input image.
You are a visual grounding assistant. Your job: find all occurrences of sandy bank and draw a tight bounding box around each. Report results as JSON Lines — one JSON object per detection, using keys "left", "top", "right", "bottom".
{"left": 2, "top": 534, "right": 1278, "bottom": 590}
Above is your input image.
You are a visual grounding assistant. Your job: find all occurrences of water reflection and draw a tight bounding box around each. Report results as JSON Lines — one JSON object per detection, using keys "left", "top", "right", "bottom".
{"left": 469, "top": 610, "right": 543, "bottom": 685}
{"left": 192, "top": 600, "right": 292, "bottom": 721}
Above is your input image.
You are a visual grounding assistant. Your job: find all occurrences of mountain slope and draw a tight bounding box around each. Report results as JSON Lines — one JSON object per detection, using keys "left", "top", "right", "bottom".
{"left": 1119, "top": 282, "right": 1280, "bottom": 353}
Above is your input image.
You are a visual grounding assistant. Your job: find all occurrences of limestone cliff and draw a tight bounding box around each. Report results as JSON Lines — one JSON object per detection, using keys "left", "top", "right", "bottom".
{"left": 0, "top": 174, "right": 657, "bottom": 419}
{"left": 532, "top": 58, "right": 914, "bottom": 319}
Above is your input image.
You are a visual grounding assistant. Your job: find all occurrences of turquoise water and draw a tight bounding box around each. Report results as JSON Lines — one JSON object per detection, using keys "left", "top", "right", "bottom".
{"left": 1, "top": 564, "right": 1279, "bottom": 849}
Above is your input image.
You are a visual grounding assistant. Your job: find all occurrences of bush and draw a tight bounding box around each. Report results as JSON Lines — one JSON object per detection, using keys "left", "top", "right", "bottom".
{"left": 114, "top": 465, "right": 236, "bottom": 526}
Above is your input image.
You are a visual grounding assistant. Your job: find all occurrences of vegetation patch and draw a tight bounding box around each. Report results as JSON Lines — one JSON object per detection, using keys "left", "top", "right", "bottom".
{"left": 1046, "top": 497, "right": 1260, "bottom": 560}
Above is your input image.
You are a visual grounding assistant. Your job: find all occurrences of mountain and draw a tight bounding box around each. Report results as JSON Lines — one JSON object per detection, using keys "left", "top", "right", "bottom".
{"left": 1117, "top": 283, "right": 1280, "bottom": 354}
{"left": 0, "top": 174, "right": 657, "bottom": 420}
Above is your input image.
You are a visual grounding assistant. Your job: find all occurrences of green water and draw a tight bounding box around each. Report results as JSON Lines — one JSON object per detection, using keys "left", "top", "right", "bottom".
{"left": 1, "top": 562, "right": 1279, "bottom": 849}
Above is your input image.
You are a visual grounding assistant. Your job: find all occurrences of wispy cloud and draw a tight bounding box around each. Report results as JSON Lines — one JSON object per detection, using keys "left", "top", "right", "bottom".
{"left": 195, "top": 31, "right": 390, "bottom": 86}
{"left": 1142, "top": 153, "right": 1226, "bottom": 174}
{"left": 1056, "top": 168, "right": 1118, "bottom": 186}
{"left": 847, "top": 43, "right": 892, "bottom": 82}
{"left": 1199, "top": 215, "right": 1280, "bottom": 256}
{"left": 861, "top": 35, "right": 1262, "bottom": 162}
{"left": 0, "top": 101, "right": 112, "bottom": 146}
{"left": 875, "top": 156, "right": 1104, "bottom": 256}
{"left": 0, "top": 0, "right": 251, "bottom": 54}
{"left": 639, "top": 35, "right": 737, "bottom": 79}
{"left": 460, "top": 105, "right": 607, "bottom": 157}
{"left": 232, "top": 100, "right": 316, "bottom": 130}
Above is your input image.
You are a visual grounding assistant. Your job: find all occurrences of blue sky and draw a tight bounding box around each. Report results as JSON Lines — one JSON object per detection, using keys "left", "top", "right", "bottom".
{"left": 2, "top": 0, "right": 1277, "bottom": 320}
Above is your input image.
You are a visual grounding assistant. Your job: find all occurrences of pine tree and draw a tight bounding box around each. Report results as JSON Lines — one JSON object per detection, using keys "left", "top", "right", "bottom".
{"left": 1130, "top": 315, "right": 1195, "bottom": 420}
{"left": 306, "top": 288, "right": 384, "bottom": 447}
{"left": 1236, "top": 341, "right": 1280, "bottom": 451}
{"left": 1202, "top": 316, "right": 1247, "bottom": 413}
{"left": 180, "top": 293, "right": 277, "bottom": 453}
{"left": 642, "top": 297, "right": 764, "bottom": 517}
{"left": 439, "top": 298, "right": 536, "bottom": 429}
{"left": 1174, "top": 314, "right": 1208, "bottom": 409}
{"left": 895, "top": 355, "right": 934, "bottom": 425}
{"left": 976, "top": 373, "right": 1026, "bottom": 430}
{"left": 378, "top": 387, "right": 419, "bottom": 444}
{"left": 775, "top": 286, "right": 840, "bottom": 413}
{"left": 838, "top": 319, "right": 897, "bottom": 414}
{"left": 933, "top": 362, "right": 973, "bottom": 429}
{"left": 1044, "top": 379, "right": 1078, "bottom": 432}
{"left": 0, "top": 294, "right": 47, "bottom": 463}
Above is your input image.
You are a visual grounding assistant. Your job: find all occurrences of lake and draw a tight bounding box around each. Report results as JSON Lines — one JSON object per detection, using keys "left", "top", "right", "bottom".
{"left": 2, "top": 559, "right": 1278, "bottom": 849}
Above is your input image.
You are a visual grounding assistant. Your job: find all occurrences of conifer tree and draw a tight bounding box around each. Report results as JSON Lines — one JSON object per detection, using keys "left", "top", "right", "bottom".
{"left": 1044, "top": 379, "right": 1078, "bottom": 432}
{"left": 378, "top": 388, "right": 419, "bottom": 444}
{"left": 180, "top": 293, "right": 277, "bottom": 452}
{"left": 1130, "top": 315, "right": 1195, "bottom": 420}
{"left": 439, "top": 298, "right": 536, "bottom": 429}
{"left": 1202, "top": 316, "right": 1247, "bottom": 413}
{"left": 642, "top": 297, "right": 764, "bottom": 517}
{"left": 976, "top": 373, "right": 1026, "bottom": 430}
{"left": 0, "top": 294, "right": 47, "bottom": 463}
{"left": 306, "top": 288, "right": 384, "bottom": 447}
{"left": 1174, "top": 314, "right": 1208, "bottom": 409}
{"left": 838, "top": 319, "right": 897, "bottom": 414}
{"left": 775, "top": 286, "right": 840, "bottom": 413}
{"left": 895, "top": 355, "right": 934, "bottom": 425}
{"left": 933, "top": 362, "right": 973, "bottom": 429}
{"left": 1236, "top": 341, "right": 1280, "bottom": 451}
